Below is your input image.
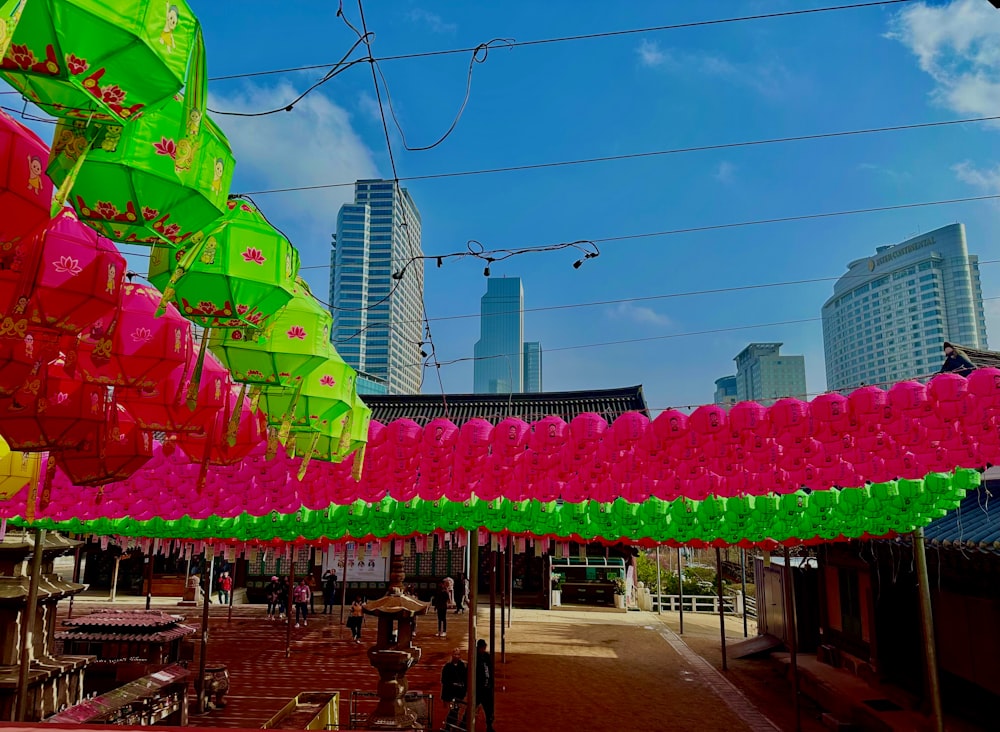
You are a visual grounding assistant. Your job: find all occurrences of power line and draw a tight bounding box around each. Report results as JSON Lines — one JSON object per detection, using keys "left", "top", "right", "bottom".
{"left": 208, "top": 0, "right": 915, "bottom": 82}
{"left": 236, "top": 113, "right": 1000, "bottom": 195}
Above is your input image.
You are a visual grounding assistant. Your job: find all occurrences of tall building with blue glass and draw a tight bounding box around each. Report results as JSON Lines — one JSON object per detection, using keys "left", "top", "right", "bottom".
{"left": 822, "top": 224, "right": 988, "bottom": 391}
{"left": 473, "top": 277, "right": 542, "bottom": 394}
{"left": 330, "top": 180, "right": 424, "bottom": 395}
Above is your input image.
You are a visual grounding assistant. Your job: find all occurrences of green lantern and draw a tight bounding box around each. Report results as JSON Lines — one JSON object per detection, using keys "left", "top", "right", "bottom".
{"left": 47, "top": 96, "right": 233, "bottom": 245}
{"left": 148, "top": 198, "right": 299, "bottom": 330}
{"left": 209, "top": 278, "right": 332, "bottom": 389}
{"left": 0, "top": 0, "right": 205, "bottom": 125}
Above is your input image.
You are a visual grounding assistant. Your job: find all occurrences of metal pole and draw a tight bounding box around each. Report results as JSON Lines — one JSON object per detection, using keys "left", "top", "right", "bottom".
{"left": 339, "top": 543, "right": 349, "bottom": 628}
{"left": 715, "top": 547, "right": 728, "bottom": 672}
{"left": 507, "top": 535, "right": 513, "bottom": 628}
{"left": 285, "top": 552, "right": 295, "bottom": 659}
{"left": 145, "top": 544, "right": 155, "bottom": 611}
{"left": 782, "top": 547, "right": 801, "bottom": 732}
{"left": 197, "top": 551, "right": 214, "bottom": 714}
{"left": 466, "top": 531, "right": 479, "bottom": 732}
{"left": 913, "top": 528, "right": 944, "bottom": 732}
{"left": 499, "top": 542, "right": 506, "bottom": 664}
{"left": 14, "top": 528, "right": 46, "bottom": 722}
{"left": 227, "top": 556, "right": 234, "bottom": 624}
{"left": 655, "top": 546, "right": 662, "bottom": 615}
{"left": 109, "top": 551, "right": 121, "bottom": 602}
{"left": 740, "top": 548, "right": 749, "bottom": 638}
{"left": 489, "top": 545, "right": 496, "bottom": 675}
{"left": 68, "top": 544, "right": 82, "bottom": 620}
{"left": 677, "top": 548, "right": 684, "bottom": 635}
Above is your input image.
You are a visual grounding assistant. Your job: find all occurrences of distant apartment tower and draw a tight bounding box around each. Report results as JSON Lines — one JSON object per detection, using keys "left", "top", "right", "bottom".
{"left": 734, "top": 343, "right": 806, "bottom": 406}
{"left": 473, "top": 277, "right": 542, "bottom": 394}
{"left": 523, "top": 342, "right": 543, "bottom": 393}
{"left": 822, "top": 224, "right": 988, "bottom": 391}
{"left": 330, "top": 180, "right": 424, "bottom": 395}
{"left": 714, "top": 375, "right": 738, "bottom": 407}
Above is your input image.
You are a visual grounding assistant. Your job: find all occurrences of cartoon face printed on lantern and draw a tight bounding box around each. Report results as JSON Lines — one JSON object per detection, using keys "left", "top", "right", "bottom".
{"left": 211, "top": 158, "right": 225, "bottom": 193}
{"left": 26, "top": 155, "right": 43, "bottom": 195}
{"left": 161, "top": 4, "right": 179, "bottom": 50}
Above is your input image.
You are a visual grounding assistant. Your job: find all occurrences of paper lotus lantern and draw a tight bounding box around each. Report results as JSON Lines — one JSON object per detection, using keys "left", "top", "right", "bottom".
{"left": 260, "top": 347, "right": 356, "bottom": 441}
{"left": 0, "top": 436, "right": 41, "bottom": 498}
{"left": 56, "top": 404, "right": 153, "bottom": 485}
{"left": 0, "top": 357, "right": 107, "bottom": 451}
{"left": 0, "top": 209, "right": 124, "bottom": 334}
{"left": 0, "top": 323, "right": 61, "bottom": 396}
{"left": 208, "top": 278, "right": 331, "bottom": 388}
{"left": 47, "top": 97, "right": 232, "bottom": 245}
{"left": 147, "top": 199, "right": 299, "bottom": 329}
{"left": 0, "top": 0, "right": 205, "bottom": 126}
{"left": 0, "top": 109, "right": 53, "bottom": 249}
{"left": 76, "top": 282, "right": 192, "bottom": 390}
{"left": 176, "top": 390, "right": 266, "bottom": 466}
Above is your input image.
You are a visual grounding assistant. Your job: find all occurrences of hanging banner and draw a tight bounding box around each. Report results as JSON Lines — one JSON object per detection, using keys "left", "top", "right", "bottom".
{"left": 323, "top": 549, "right": 387, "bottom": 582}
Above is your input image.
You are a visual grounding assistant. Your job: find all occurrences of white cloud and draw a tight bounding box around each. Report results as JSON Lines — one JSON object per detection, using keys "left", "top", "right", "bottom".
{"left": 886, "top": 0, "right": 1000, "bottom": 118}
{"left": 635, "top": 40, "right": 791, "bottom": 97}
{"left": 714, "top": 161, "right": 736, "bottom": 184}
{"left": 209, "top": 82, "right": 380, "bottom": 240}
{"left": 407, "top": 8, "right": 457, "bottom": 34}
{"left": 952, "top": 161, "right": 1000, "bottom": 192}
{"left": 637, "top": 39, "right": 669, "bottom": 67}
{"left": 606, "top": 302, "right": 673, "bottom": 328}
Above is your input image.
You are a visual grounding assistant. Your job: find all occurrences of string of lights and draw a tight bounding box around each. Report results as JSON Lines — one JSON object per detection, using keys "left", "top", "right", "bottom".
{"left": 208, "top": 1, "right": 915, "bottom": 82}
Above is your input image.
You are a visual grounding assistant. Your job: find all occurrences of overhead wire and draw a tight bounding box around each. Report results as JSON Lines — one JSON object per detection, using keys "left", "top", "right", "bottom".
{"left": 236, "top": 113, "right": 1000, "bottom": 195}
{"left": 208, "top": 0, "right": 916, "bottom": 82}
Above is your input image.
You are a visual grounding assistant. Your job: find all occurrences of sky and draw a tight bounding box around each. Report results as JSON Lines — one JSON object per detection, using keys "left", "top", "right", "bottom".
{"left": 20, "top": 0, "right": 1000, "bottom": 414}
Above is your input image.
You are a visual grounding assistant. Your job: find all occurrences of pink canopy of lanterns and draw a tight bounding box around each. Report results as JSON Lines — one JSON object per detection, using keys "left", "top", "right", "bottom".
{"left": 0, "top": 367, "right": 997, "bottom": 526}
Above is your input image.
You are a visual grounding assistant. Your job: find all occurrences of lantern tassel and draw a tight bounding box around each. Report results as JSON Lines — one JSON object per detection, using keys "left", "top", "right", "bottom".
{"left": 156, "top": 234, "right": 207, "bottom": 316}
{"left": 227, "top": 382, "right": 247, "bottom": 446}
{"left": 186, "top": 329, "right": 209, "bottom": 410}
{"left": 0, "top": 1, "right": 27, "bottom": 62}
{"left": 337, "top": 410, "right": 353, "bottom": 457}
{"left": 352, "top": 444, "right": 366, "bottom": 481}
{"left": 297, "top": 432, "right": 321, "bottom": 481}
{"left": 249, "top": 384, "right": 263, "bottom": 412}
{"left": 265, "top": 426, "right": 279, "bottom": 461}
{"left": 49, "top": 121, "right": 96, "bottom": 217}
{"left": 277, "top": 380, "right": 304, "bottom": 447}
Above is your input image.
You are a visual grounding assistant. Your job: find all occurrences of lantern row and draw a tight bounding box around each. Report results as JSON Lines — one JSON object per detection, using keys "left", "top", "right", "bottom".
{"left": 6, "top": 469, "right": 979, "bottom": 545}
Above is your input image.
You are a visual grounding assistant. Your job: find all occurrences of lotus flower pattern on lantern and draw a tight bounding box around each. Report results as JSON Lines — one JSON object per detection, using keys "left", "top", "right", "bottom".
{"left": 242, "top": 247, "right": 265, "bottom": 265}
{"left": 287, "top": 325, "right": 306, "bottom": 340}
{"left": 65, "top": 55, "right": 89, "bottom": 75}
{"left": 319, "top": 374, "right": 337, "bottom": 387}
{"left": 52, "top": 256, "right": 82, "bottom": 276}
{"left": 153, "top": 137, "right": 177, "bottom": 158}
{"left": 130, "top": 326, "right": 153, "bottom": 343}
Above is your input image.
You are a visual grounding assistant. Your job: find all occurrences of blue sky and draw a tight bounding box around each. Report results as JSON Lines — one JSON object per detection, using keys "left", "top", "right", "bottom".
{"left": 31, "top": 1, "right": 1000, "bottom": 413}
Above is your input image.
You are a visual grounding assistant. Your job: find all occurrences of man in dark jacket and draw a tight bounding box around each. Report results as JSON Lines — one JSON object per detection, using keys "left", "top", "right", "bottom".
{"left": 475, "top": 639, "right": 495, "bottom": 732}
{"left": 441, "top": 648, "right": 467, "bottom": 728}
{"left": 940, "top": 342, "right": 975, "bottom": 376}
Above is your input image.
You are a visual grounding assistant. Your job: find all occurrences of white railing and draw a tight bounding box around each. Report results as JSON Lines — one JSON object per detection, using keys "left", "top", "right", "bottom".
{"left": 650, "top": 591, "right": 758, "bottom": 617}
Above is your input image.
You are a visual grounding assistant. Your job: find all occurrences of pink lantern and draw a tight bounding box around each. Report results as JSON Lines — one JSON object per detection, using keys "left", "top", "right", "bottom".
{"left": 888, "top": 380, "right": 927, "bottom": 414}
{"left": 0, "top": 210, "right": 125, "bottom": 335}
{"left": 530, "top": 416, "right": 569, "bottom": 453}
{"left": 728, "top": 401, "right": 768, "bottom": 435}
{"left": 928, "top": 373, "right": 970, "bottom": 420}
{"left": 768, "top": 398, "right": 810, "bottom": 437}
{"left": 119, "top": 350, "right": 228, "bottom": 433}
{"left": 849, "top": 385, "right": 888, "bottom": 418}
{"left": 968, "top": 368, "right": 1000, "bottom": 406}
{"left": 177, "top": 390, "right": 266, "bottom": 466}
{"left": 688, "top": 404, "right": 728, "bottom": 438}
{"left": 570, "top": 413, "right": 607, "bottom": 444}
{"left": 492, "top": 417, "right": 529, "bottom": 456}
{"left": 77, "top": 283, "right": 193, "bottom": 390}
{"left": 652, "top": 409, "right": 688, "bottom": 442}
{"left": 611, "top": 411, "right": 649, "bottom": 447}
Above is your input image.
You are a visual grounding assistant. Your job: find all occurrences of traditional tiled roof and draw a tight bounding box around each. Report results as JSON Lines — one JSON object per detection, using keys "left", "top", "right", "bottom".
{"left": 362, "top": 385, "right": 648, "bottom": 425}
{"left": 62, "top": 610, "right": 186, "bottom": 629}
{"left": 922, "top": 467, "right": 1000, "bottom": 554}
{"left": 55, "top": 624, "right": 196, "bottom": 644}
{"left": 953, "top": 344, "right": 1000, "bottom": 369}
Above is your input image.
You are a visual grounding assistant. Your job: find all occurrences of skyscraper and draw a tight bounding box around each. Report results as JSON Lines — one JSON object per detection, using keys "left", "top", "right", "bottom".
{"left": 473, "top": 277, "right": 543, "bottom": 394}
{"left": 330, "top": 180, "right": 424, "bottom": 395}
{"left": 822, "top": 224, "right": 988, "bottom": 391}
{"left": 523, "top": 342, "right": 543, "bottom": 393}
{"left": 733, "top": 343, "right": 806, "bottom": 406}
{"left": 713, "top": 375, "right": 738, "bottom": 407}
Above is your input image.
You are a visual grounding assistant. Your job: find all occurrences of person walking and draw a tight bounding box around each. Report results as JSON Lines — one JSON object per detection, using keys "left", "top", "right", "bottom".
{"left": 432, "top": 581, "right": 450, "bottom": 637}
{"left": 321, "top": 569, "right": 338, "bottom": 614}
{"left": 217, "top": 571, "right": 233, "bottom": 605}
{"left": 277, "top": 577, "right": 289, "bottom": 620}
{"left": 454, "top": 573, "right": 467, "bottom": 614}
{"left": 306, "top": 573, "right": 318, "bottom": 614}
{"left": 347, "top": 596, "right": 365, "bottom": 643}
{"left": 475, "top": 639, "right": 496, "bottom": 732}
{"left": 440, "top": 648, "right": 467, "bottom": 729}
{"left": 293, "top": 578, "right": 311, "bottom": 627}
{"left": 265, "top": 576, "right": 281, "bottom": 620}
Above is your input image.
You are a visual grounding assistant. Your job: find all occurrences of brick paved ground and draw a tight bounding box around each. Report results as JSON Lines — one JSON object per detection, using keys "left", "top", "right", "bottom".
{"left": 61, "top": 597, "right": 795, "bottom": 731}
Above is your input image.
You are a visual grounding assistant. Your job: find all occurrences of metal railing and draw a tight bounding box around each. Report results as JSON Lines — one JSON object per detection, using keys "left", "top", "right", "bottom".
{"left": 650, "top": 593, "right": 737, "bottom": 614}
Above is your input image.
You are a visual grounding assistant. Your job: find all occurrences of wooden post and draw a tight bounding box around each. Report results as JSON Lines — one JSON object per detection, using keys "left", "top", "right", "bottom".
{"left": 655, "top": 546, "right": 662, "bottom": 615}
{"left": 677, "top": 548, "right": 685, "bottom": 634}
{"left": 499, "top": 541, "right": 506, "bottom": 664}
{"left": 339, "top": 543, "right": 349, "bottom": 628}
{"left": 285, "top": 552, "right": 295, "bottom": 659}
{"left": 507, "top": 535, "right": 513, "bottom": 628}
{"left": 782, "top": 547, "right": 801, "bottom": 732}
{"left": 145, "top": 544, "right": 155, "bottom": 610}
{"left": 716, "top": 547, "right": 728, "bottom": 672}
{"left": 14, "top": 528, "right": 46, "bottom": 722}
{"left": 466, "top": 531, "right": 479, "bottom": 732}
{"left": 68, "top": 544, "right": 82, "bottom": 620}
{"left": 197, "top": 552, "right": 214, "bottom": 714}
{"left": 489, "top": 545, "right": 496, "bottom": 675}
{"left": 913, "top": 528, "right": 944, "bottom": 732}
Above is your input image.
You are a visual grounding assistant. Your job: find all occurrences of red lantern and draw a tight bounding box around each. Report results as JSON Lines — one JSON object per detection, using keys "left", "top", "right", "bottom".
{"left": 76, "top": 283, "right": 193, "bottom": 390}
{"left": 0, "top": 210, "right": 125, "bottom": 335}
{"left": 0, "top": 324, "right": 61, "bottom": 396}
{"left": 119, "top": 350, "right": 228, "bottom": 433}
{"left": 0, "top": 358, "right": 107, "bottom": 451}
{"left": 0, "top": 110, "right": 53, "bottom": 255}
{"left": 56, "top": 405, "right": 154, "bottom": 486}
{"left": 769, "top": 398, "right": 810, "bottom": 438}
{"left": 177, "top": 390, "right": 266, "bottom": 467}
